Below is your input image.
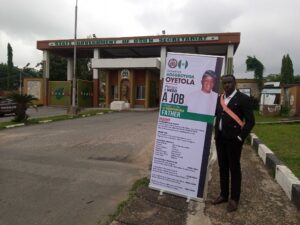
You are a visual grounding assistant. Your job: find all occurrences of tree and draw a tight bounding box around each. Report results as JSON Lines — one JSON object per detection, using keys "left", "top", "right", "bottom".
{"left": 7, "top": 43, "right": 13, "bottom": 90}
{"left": 0, "top": 63, "right": 8, "bottom": 90}
{"left": 294, "top": 75, "right": 300, "bottom": 84}
{"left": 49, "top": 54, "right": 92, "bottom": 81}
{"left": 265, "top": 74, "right": 281, "bottom": 82}
{"left": 0, "top": 63, "right": 20, "bottom": 91}
{"left": 8, "top": 93, "right": 37, "bottom": 122}
{"left": 49, "top": 54, "right": 67, "bottom": 81}
{"left": 246, "top": 56, "right": 264, "bottom": 91}
{"left": 280, "top": 54, "right": 294, "bottom": 84}
{"left": 76, "top": 58, "right": 92, "bottom": 80}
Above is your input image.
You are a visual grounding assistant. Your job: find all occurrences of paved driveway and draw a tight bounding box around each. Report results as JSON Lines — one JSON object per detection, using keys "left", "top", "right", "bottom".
{"left": 0, "top": 106, "right": 67, "bottom": 123}
{"left": 0, "top": 111, "right": 158, "bottom": 225}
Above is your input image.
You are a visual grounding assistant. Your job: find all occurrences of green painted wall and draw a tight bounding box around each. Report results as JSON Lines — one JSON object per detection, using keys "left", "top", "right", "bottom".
{"left": 77, "top": 80, "right": 93, "bottom": 107}
{"left": 48, "top": 81, "right": 71, "bottom": 106}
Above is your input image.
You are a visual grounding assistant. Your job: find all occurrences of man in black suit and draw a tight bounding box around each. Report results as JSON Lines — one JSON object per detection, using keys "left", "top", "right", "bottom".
{"left": 212, "top": 74, "right": 255, "bottom": 212}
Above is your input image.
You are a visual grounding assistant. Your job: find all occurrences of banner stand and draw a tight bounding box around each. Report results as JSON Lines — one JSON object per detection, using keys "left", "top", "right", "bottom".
{"left": 149, "top": 52, "right": 224, "bottom": 201}
{"left": 203, "top": 142, "right": 214, "bottom": 201}
{"left": 149, "top": 185, "right": 204, "bottom": 203}
{"left": 149, "top": 141, "right": 217, "bottom": 203}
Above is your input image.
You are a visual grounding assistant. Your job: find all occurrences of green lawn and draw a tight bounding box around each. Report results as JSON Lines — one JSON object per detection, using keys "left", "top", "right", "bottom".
{"left": 253, "top": 110, "right": 298, "bottom": 123}
{"left": 253, "top": 123, "right": 300, "bottom": 179}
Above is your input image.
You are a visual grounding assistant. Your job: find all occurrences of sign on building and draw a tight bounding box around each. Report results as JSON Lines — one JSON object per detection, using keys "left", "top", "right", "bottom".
{"left": 24, "top": 78, "right": 44, "bottom": 105}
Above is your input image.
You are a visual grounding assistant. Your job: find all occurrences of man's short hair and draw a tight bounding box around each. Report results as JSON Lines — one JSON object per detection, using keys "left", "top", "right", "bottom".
{"left": 221, "top": 74, "right": 236, "bottom": 81}
{"left": 202, "top": 70, "right": 217, "bottom": 80}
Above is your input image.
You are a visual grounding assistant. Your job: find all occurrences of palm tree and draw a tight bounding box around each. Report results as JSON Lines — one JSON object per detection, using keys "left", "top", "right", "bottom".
{"left": 8, "top": 93, "right": 37, "bottom": 122}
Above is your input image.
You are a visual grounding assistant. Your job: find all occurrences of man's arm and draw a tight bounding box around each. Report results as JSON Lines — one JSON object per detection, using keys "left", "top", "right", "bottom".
{"left": 239, "top": 95, "right": 255, "bottom": 140}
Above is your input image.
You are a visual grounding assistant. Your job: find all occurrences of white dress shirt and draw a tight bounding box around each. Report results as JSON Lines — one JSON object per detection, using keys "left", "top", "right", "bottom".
{"left": 219, "top": 89, "right": 237, "bottom": 131}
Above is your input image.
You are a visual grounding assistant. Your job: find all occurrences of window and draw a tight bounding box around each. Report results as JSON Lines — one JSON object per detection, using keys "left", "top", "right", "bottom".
{"left": 111, "top": 85, "right": 118, "bottom": 99}
{"left": 136, "top": 85, "right": 145, "bottom": 99}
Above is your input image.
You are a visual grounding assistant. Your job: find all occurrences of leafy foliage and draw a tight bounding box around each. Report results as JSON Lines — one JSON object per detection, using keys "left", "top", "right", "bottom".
{"left": 49, "top": 54, "right": 92, "bottom": 81}
{"left": 246, "top": 56, "right": 264, "bottom": 90}
{"left": 0, "top": 63, "right": 8, "bottom": 90}
{"left": 49, "top": 54, "right": 67, "bottom": 81}
{"left": 8, "top": 93, "right": 37, "bottom": 122}
{"left": 0, "top": 63, "right": 41, "bottom": 91}
{"left": 7, "top": 43, "right": 14, "bottom": 90}
{"left": 1, "top": 42, "right": 40, "bottom": 91}
{"left": 294, "top": 75, "right": 300, "bottom": 84}
{"left": 0, "top": 63, "right": 19, "bottom": 90}
{"left": 77, "top": 58, "right": 92, "bottom": 80}
{"left": 7, "top": 43, "right": 13, "bottom": 69}
{"left": 280, "top": 54, "right": 294, "bottom": 84}
{"left": 265, "top": 74, "right": 281, "bottom": 82}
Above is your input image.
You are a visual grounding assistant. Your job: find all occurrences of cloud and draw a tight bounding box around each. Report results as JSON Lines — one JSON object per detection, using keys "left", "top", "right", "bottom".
{"left": 0, "top": 0, "right": 300, "bottom": 77}
{"left": 231, "top": 0, "right": 300, "bottom": 76}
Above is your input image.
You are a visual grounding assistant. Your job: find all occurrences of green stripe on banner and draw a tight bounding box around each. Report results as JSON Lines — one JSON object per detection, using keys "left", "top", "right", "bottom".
{"left": 160, "top": 103, "right": 215, "bottom": 124}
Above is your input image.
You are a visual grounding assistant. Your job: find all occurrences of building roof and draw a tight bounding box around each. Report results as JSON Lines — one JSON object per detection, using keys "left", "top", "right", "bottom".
{"left": 282, "top": 84, "right": 300, "bottom": 88}
{"left": 37, "top": 32, "right": 240, "bottom": 59}
{"left": 236, "top": 79, "right": 257, "bottom": 83}
{"left": 261, "top": 89, "right": 281, "bottom": 94}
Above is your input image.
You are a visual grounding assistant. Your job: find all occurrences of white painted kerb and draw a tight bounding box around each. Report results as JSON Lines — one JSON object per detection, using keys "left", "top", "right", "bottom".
{"left": 275, "top": 165, "right": 300, "bottom": 200}
{"left": 250, "top": 133, "right": 258, "bottom": 145}
{"left": 258, "top": 144, "right": 273, "bottom": 164}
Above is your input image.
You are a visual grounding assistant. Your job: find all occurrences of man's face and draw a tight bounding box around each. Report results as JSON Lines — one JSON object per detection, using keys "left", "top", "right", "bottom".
{"left": 201, "top": 75, "right": 214, "bottom": 93}
{"left": 222, "top": 76, "right": 236, "bottom": 96}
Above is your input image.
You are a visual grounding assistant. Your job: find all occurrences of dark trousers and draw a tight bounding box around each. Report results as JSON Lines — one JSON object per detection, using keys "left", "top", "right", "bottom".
{"left": 215, "top": 134, "right": 243, "bottom": 201}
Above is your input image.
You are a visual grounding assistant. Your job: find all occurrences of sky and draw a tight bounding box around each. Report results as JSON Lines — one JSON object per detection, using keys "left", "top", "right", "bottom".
{"left": 0, "top": 0, "right": 299, "bottom": 78}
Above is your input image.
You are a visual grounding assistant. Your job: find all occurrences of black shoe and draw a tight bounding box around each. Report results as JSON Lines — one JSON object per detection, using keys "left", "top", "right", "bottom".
{"left": 212, "top": 196, "right": 228, "bottom": 205}
{"left": 227, "top": 200, "right": 238, "bottom": 212}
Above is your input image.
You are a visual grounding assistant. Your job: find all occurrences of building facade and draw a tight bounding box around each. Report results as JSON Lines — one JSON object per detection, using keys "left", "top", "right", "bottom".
{"left": 236, "top": 79, "right": 260, "bottom": 98}
{"left": 281, "top": 84, "right": 300, "bottom": 116}
{"left": 37, "top": 32, "right": 240, "bottom": 108}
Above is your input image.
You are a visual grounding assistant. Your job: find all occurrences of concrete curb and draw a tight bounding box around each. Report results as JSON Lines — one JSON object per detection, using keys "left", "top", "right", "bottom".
{"left": 250, "top": 133, "right": 300, "bottom": 210}
{"left": 5, "top": 123, "right": 25, "bottom": 128}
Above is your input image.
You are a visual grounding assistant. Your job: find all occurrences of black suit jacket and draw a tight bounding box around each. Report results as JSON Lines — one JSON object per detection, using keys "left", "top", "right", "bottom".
{"left": 214, "top": 90, "right": 255, "bottom": 141}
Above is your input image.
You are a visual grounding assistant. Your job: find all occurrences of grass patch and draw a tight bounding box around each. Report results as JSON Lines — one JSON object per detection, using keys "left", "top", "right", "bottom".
{"left": 0, "top": 121, "right": 22, "bottom": 129}
{"left": 253, "top": 123, "right": 300, "bottom": 179}
{"left": 253, "top": 110, "right": 298, "bottom": 123}
{"left": 104, "top": 177, "right": 149, "bottom": 224}
{"left": 78, "top": 109, "right": 111, "bottom": 116}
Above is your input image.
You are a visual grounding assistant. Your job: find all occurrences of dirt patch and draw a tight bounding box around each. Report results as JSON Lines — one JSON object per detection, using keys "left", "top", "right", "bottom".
{"left": 113, "top": 187, "right": 188, "bottom": 225}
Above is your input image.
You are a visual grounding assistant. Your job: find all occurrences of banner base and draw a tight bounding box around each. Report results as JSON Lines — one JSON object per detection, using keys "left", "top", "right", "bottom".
{"left": 149, "top": 185, "right": 204, "bottom": 203}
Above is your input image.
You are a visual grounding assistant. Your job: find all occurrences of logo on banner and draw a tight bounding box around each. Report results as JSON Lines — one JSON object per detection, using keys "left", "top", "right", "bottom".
{"left": 168, "top": 58, "right": 189, "bottom": 69}
{"left": 168, "top": 58, "right": 177, "bottom": 68}
{"left": 178, "top": 60, "right": 188, "bottom": 69}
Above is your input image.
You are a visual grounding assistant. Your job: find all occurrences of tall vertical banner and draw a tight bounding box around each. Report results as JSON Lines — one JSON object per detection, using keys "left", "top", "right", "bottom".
{"left": 150, "top": 52, "right": 224, "bottom": 200}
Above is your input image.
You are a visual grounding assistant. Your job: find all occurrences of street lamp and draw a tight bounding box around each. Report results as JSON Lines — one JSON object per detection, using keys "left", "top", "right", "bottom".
{"left": 19, "top": 63, "right": 30, "bottom": 94}
{"left": 71, "top": 0, "right": 78, "bottom": 113}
